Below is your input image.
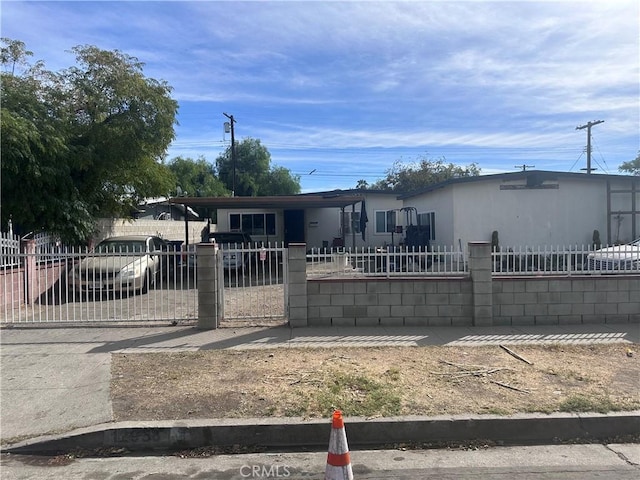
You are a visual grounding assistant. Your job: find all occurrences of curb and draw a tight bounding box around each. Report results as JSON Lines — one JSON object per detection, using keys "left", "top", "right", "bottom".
{"left": 4, "top": 412, "right": 639, "bottom": 455}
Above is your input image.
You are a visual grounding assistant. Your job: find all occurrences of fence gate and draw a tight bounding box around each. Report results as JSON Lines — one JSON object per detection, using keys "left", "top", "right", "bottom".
{"left": 218, "top": 244, "right": 288, "bottom": 325}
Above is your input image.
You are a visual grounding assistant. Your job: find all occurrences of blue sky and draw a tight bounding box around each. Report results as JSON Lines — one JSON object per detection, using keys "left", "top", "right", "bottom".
{"left": 2, "top": 0, "right": 638, "bottom": 192}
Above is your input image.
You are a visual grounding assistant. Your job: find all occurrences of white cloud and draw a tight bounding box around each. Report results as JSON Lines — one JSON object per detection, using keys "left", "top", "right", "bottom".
{"left": 2, "top": 0, "right": 638, "bottom": 180}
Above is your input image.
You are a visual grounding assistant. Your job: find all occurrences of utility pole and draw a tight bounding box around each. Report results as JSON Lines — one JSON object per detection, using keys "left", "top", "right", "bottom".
{"left": 223, "top": 113, "right": 236, "bottom": 196}
{"left": 576, "top": 120, "right": 604, "bottom": 174}
{"left": 515, "top": 164, "right": 535, "bottom": 171}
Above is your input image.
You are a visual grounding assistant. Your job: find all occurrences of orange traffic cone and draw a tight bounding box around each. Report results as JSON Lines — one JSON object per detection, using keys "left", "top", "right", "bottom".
{"left": 325, "top": 410, "right": 353, "bottom": 480}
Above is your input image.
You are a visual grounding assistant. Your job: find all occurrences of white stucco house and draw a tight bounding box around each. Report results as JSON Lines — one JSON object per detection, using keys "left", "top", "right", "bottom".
{"left": 399, "top": 170, "right": 639, "bottom": 248}
{"left": 171, "top": 170, "right": 639, "bottom": 250}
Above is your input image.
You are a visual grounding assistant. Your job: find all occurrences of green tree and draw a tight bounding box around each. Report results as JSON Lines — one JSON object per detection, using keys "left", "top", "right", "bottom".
{"left": 619, "top": 152, "right": 640, "bottom": 176}
{"left": 0, "top": 37, "right": 33, "bottom": 75}
{"left": 367, "top": 156, "right": 480, "bottom": 192}
{"left": 166, "top": 156, "right": 228, "bottom": 197}
{"left": 64, "top": 45, "right": 177, "bottom": 218}
{"left": 262, "top": 166, "right": 302, "bottom": 195}
{"left": 1, "top": 42, "right": 93, "bottom": 241}
{"left": 1, "top": 39, "right": 178, "bottom": 242}
{"left": 216, "top": 138, "right": 300, "bottom": 196}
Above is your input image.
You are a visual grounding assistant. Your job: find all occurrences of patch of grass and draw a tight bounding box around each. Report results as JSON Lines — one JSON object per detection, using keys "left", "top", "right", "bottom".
{"left": 283, "top": 392, "right": 311, "bottom": 417}
{"left": 483, "top": 406, "right": 511, "bottom": 415}
{"left": 384, "top": 367, "right": 402, "bottom": 381}
{"left": 524, "top": 404, "right": 555, "bottom": 414}
{"left": 559, "top": 395, "right": 620, "bottom": 414}
{"left": 315, "top": 371, "right": 402, "bottom": 417}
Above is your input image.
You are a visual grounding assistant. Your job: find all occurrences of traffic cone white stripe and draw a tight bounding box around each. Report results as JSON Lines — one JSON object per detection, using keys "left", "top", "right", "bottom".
{"left": 325, "top": 410, "right": 353, "bottom": 480}
{"left": 325, "top": 464, "right": 353, "bottom": 480}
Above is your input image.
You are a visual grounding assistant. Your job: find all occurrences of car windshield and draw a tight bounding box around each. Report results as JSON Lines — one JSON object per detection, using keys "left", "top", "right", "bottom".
{"left": 209, "top": 234, "right": 247, "bottom": 244}
{"left": 96, "top": 240, "right": 147, "bottom": 253}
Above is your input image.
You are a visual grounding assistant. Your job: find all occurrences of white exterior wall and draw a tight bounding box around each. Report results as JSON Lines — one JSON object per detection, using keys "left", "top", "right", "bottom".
{"left": 306, "top": 207, "right": 339, "bottom": 248}
{"left": 364, "top": 193, "right": 404, "bottom": 248}
{"left": 306, "top": 193, "right": 402, "bottom": 249}
{"left": 404, "top": 187, "right": 455, "bottom": 248}
{"left": 94, "top": 219, "right": 208, "bottom": 245}
{"left": 402, "top": 175, "right": 639, "bottom": 249}
{"left": 449, "top": 178, "right": 606, "bottom": 247}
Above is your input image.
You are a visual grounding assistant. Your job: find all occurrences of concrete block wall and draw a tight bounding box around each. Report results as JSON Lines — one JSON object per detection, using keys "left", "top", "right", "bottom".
{"left": 307, "top": 278, "right": 473, "bottom": 327}
{"left": 493, "top": 276, "right": 640, "bottom": 325}
{"left": 286, "top": 242, "right": 639, "bottom": 328}
{"left": 94, "top": 219, "right": 208, "bottom": 245}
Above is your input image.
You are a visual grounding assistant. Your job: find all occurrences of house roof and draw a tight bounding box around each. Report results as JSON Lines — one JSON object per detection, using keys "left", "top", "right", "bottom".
{"left": 139, "top": 197, "right": 200, "bottom": 218}
{"left": 398, "top": 170, "right": 639, "bottom": 199}
{"left": 168, "top": 193, "right": 365, "bottom": 210}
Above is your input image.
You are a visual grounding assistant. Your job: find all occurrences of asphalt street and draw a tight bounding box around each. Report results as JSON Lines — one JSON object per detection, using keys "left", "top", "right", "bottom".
{"left": 1, "top": 443, "right": 639, "bottom": 479}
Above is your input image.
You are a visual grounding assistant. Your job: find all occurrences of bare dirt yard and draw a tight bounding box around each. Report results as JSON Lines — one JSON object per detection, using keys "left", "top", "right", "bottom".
{"left": 111, "top": 343, "right": 640, "bottom": 421}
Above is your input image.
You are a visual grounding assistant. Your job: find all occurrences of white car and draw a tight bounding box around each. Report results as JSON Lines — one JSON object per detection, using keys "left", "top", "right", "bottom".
{"left": 208, "top": 232, "right": 253, "bottom": 271}
{"left": 183, "top": 232, "right": 254, "bottom": 272}
{"left": 585, "top": 238, "right": 640, "bottom": 271}
{"left": 68, "top": 235, "right": 166, "bottom": 295}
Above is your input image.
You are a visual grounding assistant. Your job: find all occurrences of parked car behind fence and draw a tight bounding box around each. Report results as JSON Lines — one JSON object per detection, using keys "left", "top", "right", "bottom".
{"left": 585, "top": 238, "right": 640, "bottom": 271}
{"left": 68, "top": 235, "right": 171, "bottom": 295}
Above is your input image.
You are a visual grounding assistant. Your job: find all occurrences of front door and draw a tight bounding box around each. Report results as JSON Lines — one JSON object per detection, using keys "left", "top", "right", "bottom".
{"left": 283, "top": 209, "right": 305, "bottom": 246}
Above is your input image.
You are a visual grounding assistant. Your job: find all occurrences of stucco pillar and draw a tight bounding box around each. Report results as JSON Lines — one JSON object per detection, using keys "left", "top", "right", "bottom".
{"left": 468, "top": 241, "right": 493, "bottom": 326}
{"left": 21, "top": 239, "right": 36, "bottom": 305}
{"left": 197, "top": 243, "right": 221, "bottom": 330}
{"left": 287, "top": 243, "right": 308, "bottom": 328}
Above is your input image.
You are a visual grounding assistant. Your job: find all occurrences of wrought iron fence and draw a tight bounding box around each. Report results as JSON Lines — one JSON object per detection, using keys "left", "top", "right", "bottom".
{"left": 307, "top": 246, "right": 468, "bottom": 278}
{"left": 0, "top": 232, "right": 20, "bottom": 268}
{"left": 492, "top": 244, "right": 640, "bottom": 275}
{"left": 216, "top": 243, "right": 288, "bottom": 322}
{"left": 1, "top": 247, "right": 197, "bottom": 324}
{"left": 1, "top": 241, "right": 288, "bottom": 324}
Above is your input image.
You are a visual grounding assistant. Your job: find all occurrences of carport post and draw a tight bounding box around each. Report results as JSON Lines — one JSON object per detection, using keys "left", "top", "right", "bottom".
{"left": 197, "top": 243, "right": 221, "bottom": 329}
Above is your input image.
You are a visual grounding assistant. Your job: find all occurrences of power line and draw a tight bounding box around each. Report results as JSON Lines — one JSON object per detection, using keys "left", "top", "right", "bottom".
{"left": 568, "top": 150, "right": 586, "bottom": 172}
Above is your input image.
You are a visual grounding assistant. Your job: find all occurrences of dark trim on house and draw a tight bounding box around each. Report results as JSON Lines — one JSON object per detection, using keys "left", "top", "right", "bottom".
{"left": 168, "top": 193, "right": 365, "bottom": 210}
{"left": 398, "top": 170, "right": 639, "bottom": 199}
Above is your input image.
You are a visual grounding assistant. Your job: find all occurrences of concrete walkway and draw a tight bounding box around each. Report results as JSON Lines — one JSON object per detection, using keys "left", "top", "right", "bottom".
{"left": 1, "top": 322, "right": 638, "bottom": 449}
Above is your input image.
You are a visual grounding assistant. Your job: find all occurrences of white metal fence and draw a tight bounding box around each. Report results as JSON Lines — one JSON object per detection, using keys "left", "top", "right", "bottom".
{"left": 492, "top": 244, "right": 640, "bottom": 275}
{"left": 3, "top": 236, "right": 638, "bottom": 324}
{"left": 306, "top": 244, "right": 640, "bottom": 278}
{"left": 307, "top": 246, "right": 467, "bottom": 277}
{"left": 1, "top": 248, "right": 197, "bottom": 324}
{"left": 0, "top": 232, "right": 20, "bottom": 268}
{"left": 0, "top": 241, "right": 288, "bottom": 325}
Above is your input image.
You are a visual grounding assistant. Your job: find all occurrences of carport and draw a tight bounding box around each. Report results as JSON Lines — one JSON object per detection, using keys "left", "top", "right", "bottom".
{"left": 169, "top": 193, "right": 365, "bottom": 248}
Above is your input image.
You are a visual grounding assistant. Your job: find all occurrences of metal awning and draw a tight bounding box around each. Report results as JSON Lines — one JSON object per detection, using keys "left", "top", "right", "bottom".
{"left": 168, "top": 194, "right": 364, "bottom": 210}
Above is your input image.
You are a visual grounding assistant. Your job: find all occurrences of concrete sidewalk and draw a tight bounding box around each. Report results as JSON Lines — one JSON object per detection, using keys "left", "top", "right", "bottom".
{"left": 1, "top": 322, "right": 638, "bottom": 450}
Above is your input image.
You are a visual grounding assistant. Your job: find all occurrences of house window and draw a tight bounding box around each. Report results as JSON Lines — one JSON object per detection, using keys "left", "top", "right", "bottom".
{"left": 339, "top": 211, "right": 361, "bottom": 235}
{"left": 418, "top": 212, "right": 436, "bottom": 240}
{"left": 375, "top": 210, "right": 397, "bottom": 234}
{"left": 229, "top": 213, "right": 276, "bottom": 236}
